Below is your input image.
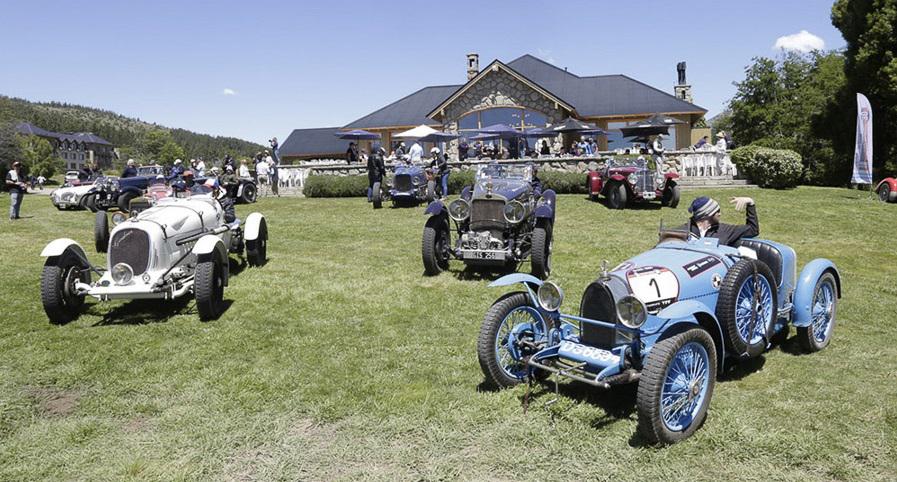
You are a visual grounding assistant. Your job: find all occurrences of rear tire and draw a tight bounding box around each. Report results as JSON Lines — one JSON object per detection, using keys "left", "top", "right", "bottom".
{"left": 372, "top": 182, "right": 382, "bottom": 209}
{"left": 797, "top": 272, "right": 837, "bottom": 353}
{"left": 637, "top": 328, "right": 717, "bottom": 445}
{"left": 83, "top": 193, "right": 98, "bottom": 212}
{"left": 477, "top": 292, "right": 550, "bottom": 389}
{"left": 40, "top": 250, "right": 90, "bottom": 324}
{"left": 606, "top": 181, "right": 627, "bottom": 209}
{"left": 117, "top": 191, "right": 138, "bottom": 213}
{"left": 426, "top": 180, "right": 436, "bottom": 202}
{"left": 94, "top": 211, "right": 109, "bottom": 253}
{"left": 716, "top": 259, "right": 777, "bottom": 358}
{"left": 246, "top": 218, "right": 268, "bottom": 267}
{"left": 530, "top": 221, "right": 552, "bottom": 280}
{"left": 240, "top": 183, "right": 257, "bottom": 204}
{"left": 878, "top": 183, "right": 891, "bottom": 203}
{"left": 662, "top": 184, "right": 681, "bottom": 208}
{"left": 422, "top": 216, "right": 450, "bottom": 275}
{"left": 195, "top": 255, "right": 225, "bottom": 321}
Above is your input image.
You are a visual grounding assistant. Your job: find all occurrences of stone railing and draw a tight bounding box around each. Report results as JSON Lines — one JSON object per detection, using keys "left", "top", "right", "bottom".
{"left": 293, "top": 149, "right": 734, "bottom": 178}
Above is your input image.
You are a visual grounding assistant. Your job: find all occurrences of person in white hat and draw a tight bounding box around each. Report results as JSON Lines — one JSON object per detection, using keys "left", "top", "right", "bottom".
{"left": 652, "top": 134, "right": 667, "bottom": 172}
{"left": 715, "top": 131, "right": 728, "bottom": 151}
{"left": 122, "top": 159, "right": 138, "bottom": 178}
{"left": 429, "top": 147, "right": 449, "bottom": 198}
{"left": 167, "top": 158, "right": 185, "bottom": 181}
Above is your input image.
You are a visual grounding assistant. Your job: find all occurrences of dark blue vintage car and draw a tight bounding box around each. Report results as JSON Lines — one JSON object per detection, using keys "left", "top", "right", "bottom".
{"left": 477, "top": 229, "right": 840, "bottom": 445}
{"left": 89, "top": 165, "right": 166, "bottom": 212}
{"left": 422, "top": 163, "right": 555, "bottom": 279}
{"left": 384, "top": 164, "right": 435, "bottom": 207}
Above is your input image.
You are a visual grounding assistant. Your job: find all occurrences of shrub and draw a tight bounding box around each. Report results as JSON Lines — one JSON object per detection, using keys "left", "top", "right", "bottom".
{"left": 730, "top": 145, "right": 803, "bottom": 189}
{"left": 303, "top": 174, "right": 369, "bottom": 198}
{"left": 302, "top": 169, "right": 590, "bottom": 197}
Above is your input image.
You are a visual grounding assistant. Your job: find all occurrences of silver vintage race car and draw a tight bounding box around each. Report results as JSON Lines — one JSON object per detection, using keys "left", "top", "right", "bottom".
{"left": 39, "top": 189, "right": 269, "bottom": 323}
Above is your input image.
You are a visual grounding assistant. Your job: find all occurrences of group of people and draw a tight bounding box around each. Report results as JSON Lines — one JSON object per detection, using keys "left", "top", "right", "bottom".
{"left": 693, "top": 131, "right": 732, "bottom": 151}
{"left": 365, "top": 142, "right": 451, "bottom": 201}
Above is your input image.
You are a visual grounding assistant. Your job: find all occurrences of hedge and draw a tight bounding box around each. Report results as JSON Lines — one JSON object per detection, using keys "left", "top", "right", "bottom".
{"left": 730, "top": 145, "right": 803, "bottom": 189}
{"left": 303, "top": 169, "right": 589, "bottom": 197}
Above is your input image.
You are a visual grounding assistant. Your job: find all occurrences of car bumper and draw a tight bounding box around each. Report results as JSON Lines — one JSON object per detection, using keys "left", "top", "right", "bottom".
{"left": 529, "top": 337, "right": 634, "bottom": 388}
{"left": 457, "top": 248, "right": 511, "bottom": 264}
{"left": 80, "top": 280, "right": 191, "bottom": 300}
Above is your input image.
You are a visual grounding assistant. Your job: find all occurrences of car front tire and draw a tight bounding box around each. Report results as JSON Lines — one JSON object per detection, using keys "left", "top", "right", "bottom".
{"left": 94, "top": 211, "right": 110, "bottom": 253}
{"left": 40, "top": 250, "right": 90, "bottom": 324}
{"left": 606, "top": 181, "right": 627, "bottom": 209}
{"left": 662, "top": 184, "right": 681, "bottom": 208}
{"left": 195, "top": 255, "right": 225, "bottom": 321}
{"left": 477, "top": 292, "right": 550, "bottom": 389}
{"left": 246, "top": 218, "right": 268, "bottom": 267}
{"left": 530, "top": 220, "right": 552, "bottom": 280}
{"left": 422, "top": 216, "right": 449, "bottom": 275}
{"left": 241, "top": 183, "right": 258, "bottom": 204}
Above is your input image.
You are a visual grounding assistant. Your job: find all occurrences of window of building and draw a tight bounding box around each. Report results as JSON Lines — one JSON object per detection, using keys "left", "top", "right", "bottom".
{"left": 457, "top": 107, "right": 549, "bottom": 133}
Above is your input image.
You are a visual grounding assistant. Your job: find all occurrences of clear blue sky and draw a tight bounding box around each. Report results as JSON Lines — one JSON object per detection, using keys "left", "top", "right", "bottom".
{"left": 0, "top": 0, "right": 843, "bottom": 144}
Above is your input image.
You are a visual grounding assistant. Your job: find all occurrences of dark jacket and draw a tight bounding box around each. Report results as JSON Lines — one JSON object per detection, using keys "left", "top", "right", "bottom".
{"left": 121, "top": 166, "right": 138, "bottom": 178}
{"left": 682, "top": 204, "right": 759, "bottom": 247}
{"left": 347, "top": 146, "right": 359, "bottom": 164}
{"left": 430, "top": 153, "right": 449, "bottom": 175}
{"left": 367, "top": 152, "right": 385, "bottom": 182}
{"left": 78, "top": 167, "right": 94, "bottom": 182}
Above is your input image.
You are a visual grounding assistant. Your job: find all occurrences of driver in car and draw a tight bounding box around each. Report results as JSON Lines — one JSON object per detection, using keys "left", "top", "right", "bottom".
{"left": 684, "top": 196, "right": 758, "bottom": 246}
{"left": 203, "top": 178, "right": 236, "bottom": 223}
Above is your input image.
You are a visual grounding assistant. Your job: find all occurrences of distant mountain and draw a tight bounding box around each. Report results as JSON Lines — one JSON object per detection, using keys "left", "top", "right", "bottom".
{"left": 0, "top": 95, "right": 264, "bottom": 160}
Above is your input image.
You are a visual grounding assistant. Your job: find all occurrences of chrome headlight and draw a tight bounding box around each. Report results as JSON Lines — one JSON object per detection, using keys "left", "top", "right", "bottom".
{"left": 111, "top": 212, "right": 128, "bottom": 225}
{"left": 61, "top": 192, "right": 75, "bottom": 201}
{"left": 627, "top": 173, "right": 639, "bottom": 185}
{"left": 503, "top": 200, "right": 526, "bottom": 224}
{"left": 616, "top": 295, "right": 647, "bottom": 329}
{"left": 111, "top": 263, "right": 134, "bottom": 285}
{"left": 655, "top": 173, "right": 665, "bottom": 188}
{"left": 537, "top": 281, "right": 564, "bottom": 312}
{"left": 448, "top": 199, "right": 470, "bottom": 222}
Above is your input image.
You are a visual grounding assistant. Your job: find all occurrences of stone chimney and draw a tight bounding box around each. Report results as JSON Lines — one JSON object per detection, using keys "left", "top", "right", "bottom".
{"left": 467, "top": 53, "right": 479, "bottom": 81}
{"left": 674, "top": 61, "right": 693, "bottom": 103}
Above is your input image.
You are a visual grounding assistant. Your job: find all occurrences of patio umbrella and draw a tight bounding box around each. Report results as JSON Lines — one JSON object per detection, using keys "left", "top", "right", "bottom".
{"left": 478, "top": 123, "right": 523, "bottom": 139}
{"left": 470, "top": 132, "right": 499, "bottom": 141}
{"left": 334, "top": 129, "right": 381, "bottom": 140}
{"left": 645, "top": 112, "right": 686, "bottom": 126}
{"left": 522, "top": 127, "right": 555, "bottom": 138}
{"left": 619, "top": 113, "right": 685, "bottom": 138}
{"left": 418, "top": 131, "right": 460, "bottom": 143}
{"left": 393, "top": 124, "right": 439, "bottom": 139}
{"left": 550, "top": 117, "right": 595, "bottom": 133}
{"left": 580, "top": 127, "right": 608, "bottom": 136}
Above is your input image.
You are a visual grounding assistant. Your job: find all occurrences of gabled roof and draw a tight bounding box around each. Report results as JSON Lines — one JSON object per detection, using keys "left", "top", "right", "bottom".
{"left": 343, "top": 85, "right": 459, "bottom": 129}
{"left": 506, "top": 54, "right": 706, "bottom": 117}
{"left": 279, "top": 127, "right": 348, "bottom": 158}
{"left": 15, "top": 122, "right": 57, "bottom": 138}
{"left": 14, "top": 122, "right": 112, "bottom": 145}
{"left": 427, "top": 59, "right": 577, "bottom": 119}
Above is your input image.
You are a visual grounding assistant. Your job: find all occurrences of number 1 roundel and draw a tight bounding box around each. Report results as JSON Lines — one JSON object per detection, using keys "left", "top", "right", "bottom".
{"left": 626, "top": 266, "right": 680, "bottom": 313}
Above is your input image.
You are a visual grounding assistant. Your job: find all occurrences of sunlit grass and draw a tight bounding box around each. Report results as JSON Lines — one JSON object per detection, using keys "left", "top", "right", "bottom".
{"left": 0, "top": 187, "right": 895, "bottom": 480}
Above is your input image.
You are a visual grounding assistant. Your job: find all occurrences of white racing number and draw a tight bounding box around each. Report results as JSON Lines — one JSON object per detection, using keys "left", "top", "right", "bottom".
{"left": 627, "top": 266, "right": 680, "bottom": 313}
{"left": 559, "top": 341, "right": 619, "bottom": 363}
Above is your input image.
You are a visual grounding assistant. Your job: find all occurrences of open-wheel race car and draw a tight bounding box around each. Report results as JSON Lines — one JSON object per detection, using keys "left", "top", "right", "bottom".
{"left": 40, "top": 188, "right": 269, "bottom": 323}
{"left": 875, "top": 177, "right": 896, "bottom": 203}
{"left": 587, "top": 158, "right": 680, "bottom": 209}
{"left": 477, "top": 229, "right": 840, "bottom": 444}
{"left": 422, "top": 163, "right": 554, "bottom": 279}
{"left": 371, "top": 164, "right": 436, "bottom": 208}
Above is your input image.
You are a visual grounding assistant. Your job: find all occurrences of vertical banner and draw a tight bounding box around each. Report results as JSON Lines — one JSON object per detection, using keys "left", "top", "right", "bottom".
{"left": 852, "top": 93, "right": 873, "bottom": 184}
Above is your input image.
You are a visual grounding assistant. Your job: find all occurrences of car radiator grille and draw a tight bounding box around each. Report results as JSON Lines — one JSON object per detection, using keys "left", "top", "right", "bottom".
{"left": 109, "top": 228, "right": 151, "bottom": 275}
{"left": 393, "top": 174, "right": 412, "bottom": 192}
{"left": 635, "top": 169, "right": 652, "bottom": 193}
{"left": 579, "top": 280, "right": 620, "bottom": 349}
{"left": 470, "top": 199, "right": 507, "bottom": 232}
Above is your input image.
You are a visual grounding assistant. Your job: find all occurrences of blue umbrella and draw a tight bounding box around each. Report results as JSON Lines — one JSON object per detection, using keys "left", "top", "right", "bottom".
{"left": 418, "top": 131, "right": 460, "bottom": 143}
{"left": 334, "top": 129, "right": 381, "bottom": 140}
{"left": 478, "top": 123, "right": 523, "bottom": 139}
{"left": 522, "top": 127, "right": 555, "bottom": 138}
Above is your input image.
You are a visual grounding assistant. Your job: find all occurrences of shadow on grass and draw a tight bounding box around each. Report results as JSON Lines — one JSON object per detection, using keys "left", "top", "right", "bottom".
{"left": 520, "top": 378, "right": 638, "bottom": 430}
{"left": 451, "top": 264, "right": 519, "bottom": 282}
{"left": 719, "top": 355, "right": 766, "bottom": 381}
{"left": 90, "top": 298, "right": 233, "bottom": 326}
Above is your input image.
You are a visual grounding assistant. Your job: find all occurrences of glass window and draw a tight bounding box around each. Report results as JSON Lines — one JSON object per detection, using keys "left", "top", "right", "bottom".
{"left": 523, "top": 110, "right": 547, "bottom": 127}
{"left": 480, "top": 107, "right": 523, "bottom": 127}
{"left": 459, "top": 112, "right": 478, "bottom": 130}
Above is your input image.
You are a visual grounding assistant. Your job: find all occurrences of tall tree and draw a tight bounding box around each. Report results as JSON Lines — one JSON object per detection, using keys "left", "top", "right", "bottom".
{"left": 0, "top": 121, "right": 23, "bottom": 172}
{"left": 832, "top": 0, "right": 897, "bottom": 172}
{"left": 17, "top": 135, "right": 60, "bottom": 178}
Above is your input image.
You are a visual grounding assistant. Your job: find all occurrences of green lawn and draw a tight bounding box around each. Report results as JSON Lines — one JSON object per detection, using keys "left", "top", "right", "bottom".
{"left": 1, "top": 188, "right": 895, "bottom": 480}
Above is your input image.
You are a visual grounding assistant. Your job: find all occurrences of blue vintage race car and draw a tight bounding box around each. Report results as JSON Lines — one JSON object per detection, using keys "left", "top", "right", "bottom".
{"left": 386, "top": 164, "right": 435, "bottom": 207}
{"left": 477, "top": 229, "right": 840, "bottom": 444}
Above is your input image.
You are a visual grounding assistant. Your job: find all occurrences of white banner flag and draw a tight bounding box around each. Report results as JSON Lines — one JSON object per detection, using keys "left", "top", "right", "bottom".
{"left": 852, "top": 93, "right": 873, "bottom": 184}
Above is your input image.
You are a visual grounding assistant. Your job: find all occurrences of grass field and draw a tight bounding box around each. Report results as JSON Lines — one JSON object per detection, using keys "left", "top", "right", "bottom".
{"left": 1, "top": 187, "right": 895, "bottom": 480}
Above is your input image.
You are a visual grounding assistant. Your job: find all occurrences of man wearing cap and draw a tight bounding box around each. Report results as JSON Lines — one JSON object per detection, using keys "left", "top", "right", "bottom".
{"left": 167, "top": 159, "right": 185, "bottom": 182}
{"left": 6, "top": 161, "right": 27, "bottom": 220}
{"left": 221, "top": 165, "right": 238, "bottom": 198}
{"left": 684, "top": 196, "right": 758, "bottom": 247}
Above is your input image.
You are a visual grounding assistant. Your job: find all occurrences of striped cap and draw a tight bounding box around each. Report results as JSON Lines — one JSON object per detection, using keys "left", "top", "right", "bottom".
{"left": 689, "top": 196, "right": 720, "bottom": 220}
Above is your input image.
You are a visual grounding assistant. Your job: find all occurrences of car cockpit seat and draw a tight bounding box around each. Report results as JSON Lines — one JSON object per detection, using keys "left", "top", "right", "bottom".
{"left": 735, "top": 239, "right": 783, "bottom": 287}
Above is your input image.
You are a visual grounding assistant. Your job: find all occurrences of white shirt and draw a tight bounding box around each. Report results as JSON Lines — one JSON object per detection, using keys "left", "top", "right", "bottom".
{"left": 653, "top": 138, "right": 665, "bottom": 154}
{"left": 256, "top": 161, "right": 270, "bottom": 177}
{"left": 239, "top": 165, "right": 250, "bottom": 177}
{"left": 195, "top": 160, "right": 206, "bottom": 176}
{"left": 715, "top": 138, "right": 727, "bottom": 151}
{"left": 409, "top": 143, "right": 423, "bottom": 163}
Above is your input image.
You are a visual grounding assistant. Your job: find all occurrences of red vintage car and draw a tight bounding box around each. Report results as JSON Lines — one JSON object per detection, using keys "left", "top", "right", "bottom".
{"left": 875, "top": 177, "right": 896, "bottom": 203}
{"left": 586, "top": 158, "right": 680, "bottom": 209}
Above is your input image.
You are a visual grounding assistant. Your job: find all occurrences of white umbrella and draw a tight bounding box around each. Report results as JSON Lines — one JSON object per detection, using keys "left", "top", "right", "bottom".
{"left": 393, "top": 124, "right": 439, "bottom": 139}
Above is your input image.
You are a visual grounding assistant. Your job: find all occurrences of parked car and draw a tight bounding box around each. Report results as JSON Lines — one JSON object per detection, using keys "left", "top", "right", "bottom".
{"left": 875, "top": 177, "right": 896, "bottom": 202}
{"left": 477, "top": 229, "right": 840, "bottom": 444}
{"left": 40, "top": 187, "right": 269, "bottom": 323}
{"left": 586, "top": 158, "right": 680, "bottom": 209}
{"left": 50, "top": 177, "right": 113, "bottom": 210}
{"left": 64, "top": 170, "right": 80, "bottom": 185}
{"left": 89, "top": 165, "right": 166, "bottom": 212}
{"left": 422, "top": 163, "right": 555, "bottom": 279}
{"left": 373, "top": 164, "right": 435, "bottom": 208}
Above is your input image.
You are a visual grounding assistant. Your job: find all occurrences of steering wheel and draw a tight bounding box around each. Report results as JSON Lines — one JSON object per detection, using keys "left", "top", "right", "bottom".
{"left": 658, "top": 228, "right": 698, "bottom": 244}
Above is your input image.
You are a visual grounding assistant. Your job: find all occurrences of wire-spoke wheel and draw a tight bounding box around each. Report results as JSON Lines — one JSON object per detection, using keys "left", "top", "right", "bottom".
{"left": 477, "top": 292, "right": 550, "bottom": 389}
{"left": 637, "top": 328, "right": 717, "bottom": 445}
{"left": 716, "top": 259, "right": 777, "bottom": 358}
{"left": 797, "top": 272, "right": 837, "bottom": 352}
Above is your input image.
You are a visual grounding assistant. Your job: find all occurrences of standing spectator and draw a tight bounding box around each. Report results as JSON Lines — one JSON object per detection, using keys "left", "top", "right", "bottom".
{"left": 540, "top": 140, "right": 550, "bottom": 156}
{"left": 552, "top": 138, "right": 562, "bottom": 155}
{"left": 265, "top": 150, "right": 279, "bottom": 197}
{"left": 222, "top": 165, "right": 238, "bottom": 198}
{"left": 78, "top": 163, "right": 95, "bottom": 183}
{"left": 346, "top": 142, "right": 359, "bottom": 164}
{"left": 195, "top": 158, "right": 206, "bottom": 177}
{"left": 167, "top": 159, "right": 185, "bottom": 181}
{"left": 256, "top": 156, "right": 270, "bottom": 196}
{"left": 6, "top": 161, "right": 27, "bottom": 220}
{"left": 121, "top": 159, "right": 138, "bottom": 178}
{"left": 269, "top": 137, "right": 279, "bottom": 163}
{"left": 367, "top": 143, "right": 386, "bottom": 202}
{"left": 37, "top": 175, "right": 46, "bottom": 190}
{"left": 408, "top": 141, "right": 423, "bottom": 163}
{"left": 238, "top": 160, "right": 251, "bottom": 178}
{"left": 458, "top": 138, "right": 469, "bottom": 162}
{"left": 224, "top": 155, "right": 236, "bottom": 172}
{"left": 652, "top": 134, "right": 666, "bottom": 171}
{"left": 394, "top": 141, "right": 406, "bottom": 159}
{"left": 429, "top": 147, "right": 450, "bottom": 198}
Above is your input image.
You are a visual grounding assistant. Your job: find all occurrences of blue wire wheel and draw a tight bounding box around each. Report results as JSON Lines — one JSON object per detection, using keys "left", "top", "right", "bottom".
{"left": 716, "top": 259, "right": 778, "bottom": 358}
{"left": 798, "top": 272, "right": 838, "bottom": 352}
{"left": 661, "top": 341, "right": 711, "bottom": 432}
{"left": 477, "top": 293, "right": 548, "bottom": 388}
{"left": 494, "top": 305, "right": 543, "bottom": 381}
{"left": 735, "top": 273, "right": 774, "bottom": 345}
